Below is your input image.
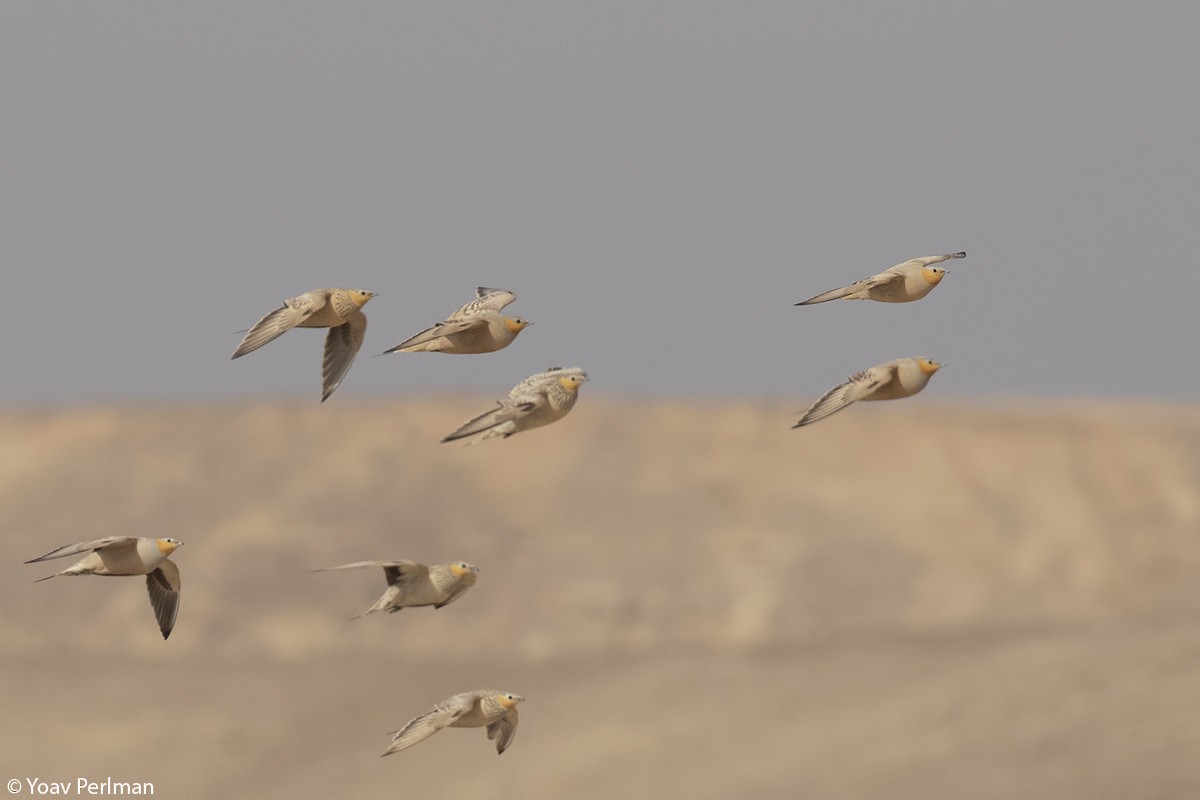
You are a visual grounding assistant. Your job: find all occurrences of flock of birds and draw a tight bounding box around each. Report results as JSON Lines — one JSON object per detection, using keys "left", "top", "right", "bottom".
{"left": 23, "top": 250, "right": 964, "bottom": 756}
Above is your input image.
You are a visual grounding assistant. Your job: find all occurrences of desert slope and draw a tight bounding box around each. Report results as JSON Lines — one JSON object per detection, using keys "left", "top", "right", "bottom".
{"left": 1, "top": 399, "right": 1196, "bottom": 797}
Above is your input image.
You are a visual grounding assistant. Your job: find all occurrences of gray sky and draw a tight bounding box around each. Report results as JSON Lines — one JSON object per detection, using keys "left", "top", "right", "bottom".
{"left": 5, "top": 3, "right": 1198, "bottom": 406}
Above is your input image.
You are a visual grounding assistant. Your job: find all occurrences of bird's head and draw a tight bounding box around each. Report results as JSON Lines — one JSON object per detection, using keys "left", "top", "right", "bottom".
{"left": 503, "top": 316, "right": 532, "bottom": 334}
{"left": 157, "top": 538, "right": 183, "bottom": 555}
{"left": 558, "top": 370, "right": 588, "bottom": 392}
{"left": 921, "top": 266, "right": 948, "bottom": 286}
{"left": 497, "top": 692, "right": 525, "bottom": 709}
{"left": 451, "top": 561, "right": 479, "bottom": 581}
{"left": 349, "top": 290, "right": 377, "bottom": 308}
{"left": 917, "top": 358, "right": 942, "bottom": 376}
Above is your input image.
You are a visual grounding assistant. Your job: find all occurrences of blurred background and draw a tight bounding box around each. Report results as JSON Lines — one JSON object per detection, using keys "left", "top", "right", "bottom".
{"left": 1, "top": 400, "right": 1196, "bottom": 796}
{"left": 3, "top": 3, "right": 1198, "bottom": 797}
{"left": 4, "top": 3, "right": 1198, "bottom": 406}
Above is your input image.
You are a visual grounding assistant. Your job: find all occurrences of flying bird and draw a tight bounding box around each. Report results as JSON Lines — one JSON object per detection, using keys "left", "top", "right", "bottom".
{"left": 313, "top": 559, "right": 479, "bottom": 618}
{"left": 25, "top": 537, "right": 184, "bottom": 639}
{"left": 442, "top": 367, "right": 588, "bottom": 445}
{"left": 795, "top": 252, "right": 965, "bottom": 305}
{"left": 382, "top": 690, "right": 524, "bottom": 756}
{"left": 383, "top": 287, "right": 530, "bottom": 354}
{"left": 793, "top": 357, "right": 943, "bottom": 428}
{"left": 231, "top": 287, "right": 376, "bottom": 401}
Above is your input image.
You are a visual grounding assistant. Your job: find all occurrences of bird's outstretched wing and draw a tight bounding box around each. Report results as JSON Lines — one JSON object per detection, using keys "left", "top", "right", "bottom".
{"left": 448, "top": 288, "right": 516, "bottom": 320}
{"left": 232, "top": 292, "right": 325, "bottom": 358}
{"left": 381, "top": 693, "right": 475, "bottom": 756}
{"left": 908, "top": 251, "right": 966, "bottom": 268}
{"left": 146, "top": 559, "right": 181, "bottom": 640}
{"left": 441, "top": 397, "right": 542, "bottom": 443}
{"left": 312, "top": 560, "right": 426, "bottom": 586}
{"left": 383, "top": 317, "right": 486, "bottom": 353}
{"left": 792, "top": 365, "right": 893, "bottom": 428}
{"left": 24, "top": 537, "right": 138, "bottom": 563}
{"left": 321, "top": 311, "right": 367, "bottom": 401}
{"left": 487, "top": 707, "right": 519, "bottom": 754}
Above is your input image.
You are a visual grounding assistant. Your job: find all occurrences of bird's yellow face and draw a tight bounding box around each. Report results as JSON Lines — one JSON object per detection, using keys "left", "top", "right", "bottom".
{"left": 350, "top": 290, "right": 377, "bottom": 308}
{"left": 504, "top": 317, "right": 531, "bottom": 334}
{"left": 497, "top": 692, "right": 523, "bottom": 709}
{"left": 450, "top": 561, "right": 478, "bottom": 579}
{"left": 917, "top": 359, "right": 942, "bottom": 375}
{"left": 558, "top": 374, "right": 587, "bottom": 392}
{"left": 921, "top": 266, "right": 947, "bottom": 286}
{"left": 156, "top": 538, "right": 183, "bottom": 555}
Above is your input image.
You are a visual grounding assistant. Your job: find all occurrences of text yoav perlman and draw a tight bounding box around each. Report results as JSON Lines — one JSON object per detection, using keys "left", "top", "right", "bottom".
{"left": 20, "top": 778, "right": 154, "bottom": 795}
